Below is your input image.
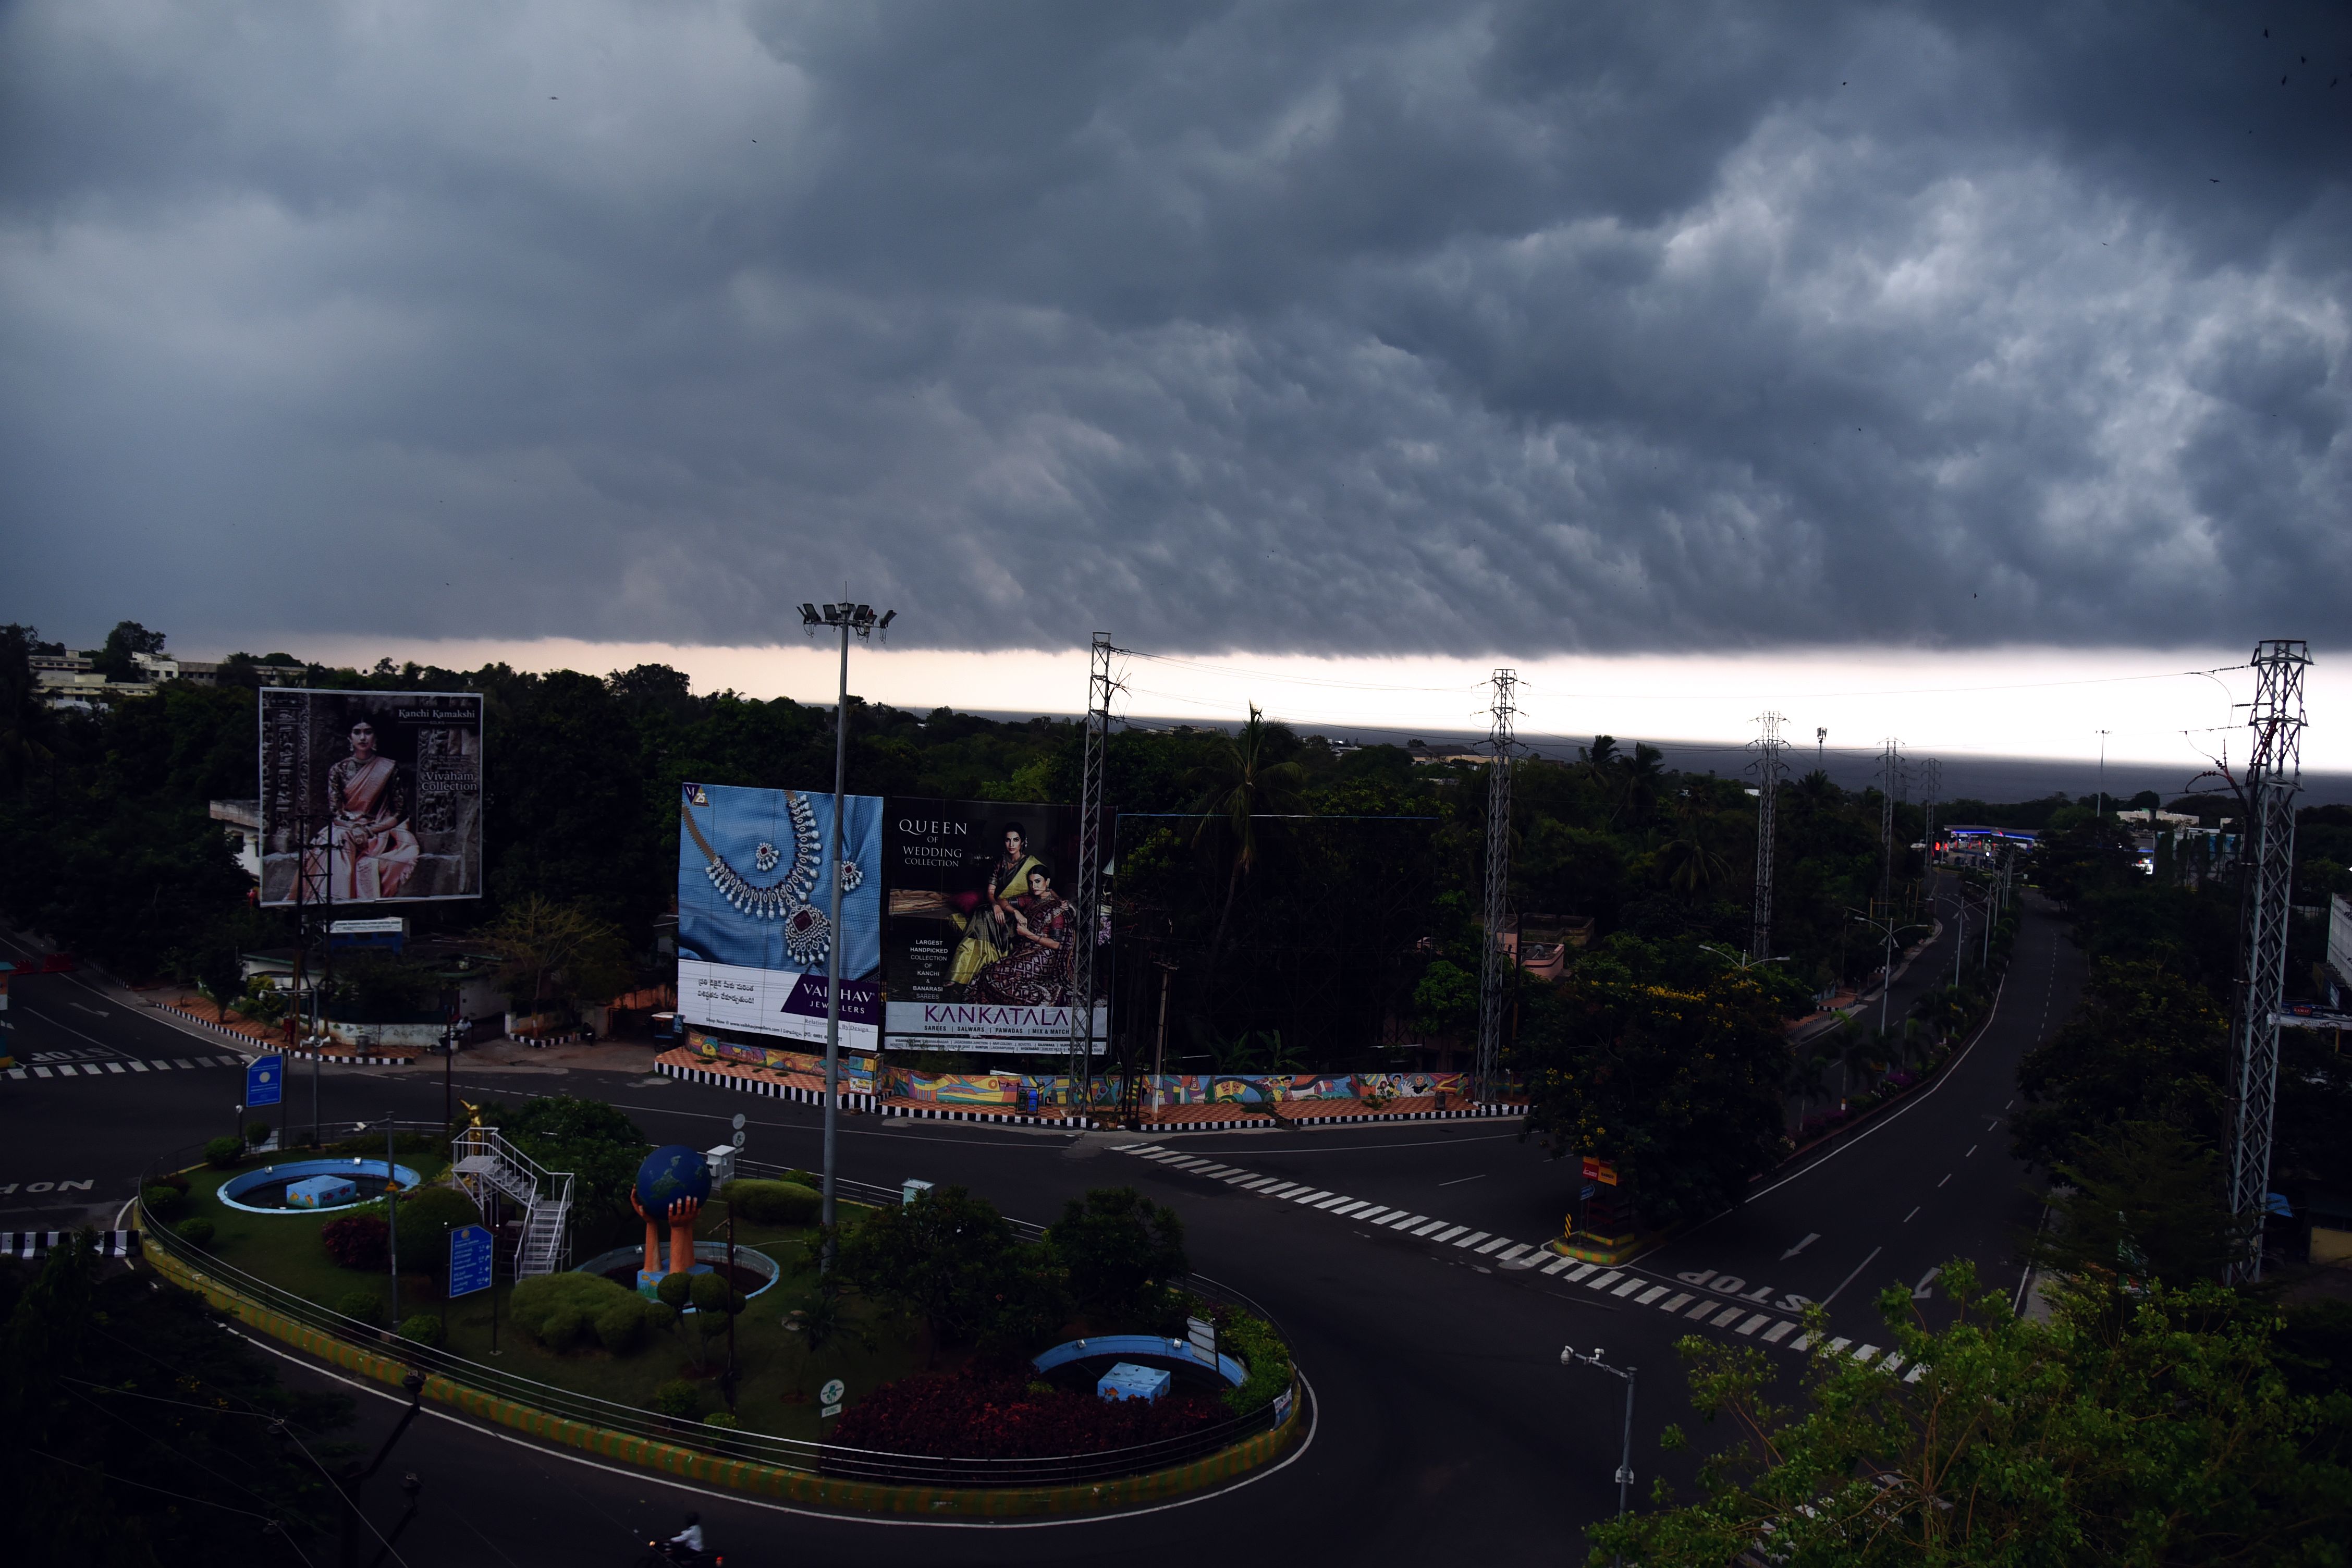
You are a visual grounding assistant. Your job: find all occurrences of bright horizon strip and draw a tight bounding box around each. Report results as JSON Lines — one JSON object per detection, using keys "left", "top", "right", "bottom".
{"left": 216, "top": 636, "right": 2343, "bottom": 773}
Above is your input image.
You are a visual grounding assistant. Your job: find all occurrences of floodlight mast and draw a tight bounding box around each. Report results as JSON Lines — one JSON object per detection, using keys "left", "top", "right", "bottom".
{"left": 799, "top": 599, "right": 893, "bottom": 1265}
{"left": 2228, "top": 638, "right": 2308, "bottom": 1283}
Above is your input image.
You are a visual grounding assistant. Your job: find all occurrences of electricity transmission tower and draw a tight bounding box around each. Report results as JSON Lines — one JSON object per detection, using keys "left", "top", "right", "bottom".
{"left": 1877, "top": 737, "right": 1903, "bottom": 910}
{"left": 1066, "top": 633, "right": 1119, "bottom": 1118}
{"left": 2228, "top": 639, "right": 2309, "bottom": 1281}
{"left": 1476, "top": 669, "right": 1517, "bottom": 1105}
{"left": 1749, "top": 712, "right": 1785, "bottom": 962}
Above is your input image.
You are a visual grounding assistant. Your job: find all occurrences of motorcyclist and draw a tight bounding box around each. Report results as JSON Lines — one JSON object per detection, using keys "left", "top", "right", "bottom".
{"left": 665, "top": 1512, "right": 705, "bottom": 1562}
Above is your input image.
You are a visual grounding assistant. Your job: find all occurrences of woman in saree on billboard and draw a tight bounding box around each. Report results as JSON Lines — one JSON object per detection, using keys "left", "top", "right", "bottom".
{"left": 944, "top": 821, "right": 1043, "bottom": 991}
{"left": 305, "top": 716, "right": 420, "bottom": 901}
{"left": 964, "top": 862, "right": 1075, "bottom": 1008}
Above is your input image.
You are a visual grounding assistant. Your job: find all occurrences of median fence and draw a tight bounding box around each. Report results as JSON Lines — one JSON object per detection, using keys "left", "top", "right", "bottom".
{"left": 137, "top": 1141, "right": 1305, "bottom": 1504}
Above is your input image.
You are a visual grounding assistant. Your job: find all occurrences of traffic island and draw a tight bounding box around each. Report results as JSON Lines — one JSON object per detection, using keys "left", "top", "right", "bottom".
{"left": 137, "top": 1135, "right": 1309, "bottom": 1517}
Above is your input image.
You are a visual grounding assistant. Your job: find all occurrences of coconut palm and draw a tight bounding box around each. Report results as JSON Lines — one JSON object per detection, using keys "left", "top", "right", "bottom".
{"left": 1189, "top": 704, "right": 1307, "bottom": 967}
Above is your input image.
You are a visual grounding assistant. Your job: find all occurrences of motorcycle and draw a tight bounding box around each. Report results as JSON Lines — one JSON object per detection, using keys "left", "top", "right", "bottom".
{"left": 634, "top": 1536, "right": 724, "bottom": 1567}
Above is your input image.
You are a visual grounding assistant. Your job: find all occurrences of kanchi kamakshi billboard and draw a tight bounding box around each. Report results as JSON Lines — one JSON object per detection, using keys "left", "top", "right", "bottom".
{"left": 676, "top": 782, "right": 884, "bottom": 1051}
{"left": 258, "top": 689, "right": 484, "bottom": 906}
{"left": 883, "top": 797, "right": 1105, "bottom": 1055}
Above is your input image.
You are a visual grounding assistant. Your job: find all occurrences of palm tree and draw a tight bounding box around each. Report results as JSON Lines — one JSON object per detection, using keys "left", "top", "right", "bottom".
{"left": 1189, "top": 705, "right": 1306, "bottom": 967}
{"left": 1656, "top": 797, "right": 1730, "bottom": 895}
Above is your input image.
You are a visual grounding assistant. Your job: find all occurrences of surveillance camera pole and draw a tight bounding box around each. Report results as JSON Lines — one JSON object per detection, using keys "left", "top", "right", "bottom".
{"left": 1562, "top": 1344, "right": 1637, "bottom": 1555}
{"left": 800, "top": 599, "right": 895, "bottom": 1271}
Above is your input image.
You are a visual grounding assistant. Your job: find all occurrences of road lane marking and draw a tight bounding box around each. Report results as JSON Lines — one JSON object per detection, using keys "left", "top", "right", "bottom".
{"left": 1475, "top": 1238, "right": 1511, "bottom": 1255}
{"left": 1422, "top": 1223, "right": 1460, "bottom": 1239}
{"left": 1903, "top": 1207, "right": 1919, "bottom": 1223}
{"left": 1263, "top": 1183, "right": 1305, "bottom": 1197}
{"left": 1852, "top": 1344, "right": 1879, "bottom": 1364}
{"left": 1710, "top": 1306, "right": 1745, "bottom": 1327}
{"left": 1660, "top": 1293, "right": 1692, "bottom": 1312}
{"left": 1937, "top": 1173, "right": 1950, "bottom": 1187}
{"left": 1610, "top": 1277, "right": 1646, "bottom": 1296}
{"left": 1448, "top": 1229, "right": 1486, "bottom": 1246}
{"left": 1389, "top": 1214, "right": 1428, "bottom": 1229}
{"left": 1330, "top": 1200, "right": 1371, "bottom": 1216}
{"left": 1791, "top": 1333, "right": 1818, "bottom": 1351}
{"left": 1687, "top": 1299, "right": 1719, "bottom": 1318}
{"left": 1453, "top": 1231, "right": 1490, "bottom": 1248}
{"left": 1290, "top": 1190, "right": 1333, "bottom": 1204}
{"left": 1827, "top": 1337, "right": 1852, "bottom": 1354}
{"left": 1762, "top": 1321, "right": 1795, "bottom": 1343}
{"left": 1735, "top": 1314, "right": 1769, "bottom": 1335}
{"left": 1586, "top": 1270, "right": 1623, "bottom": 1290}
{"left": 1881, "top": 1352, "right": 1905, "bottom": 1371}
{"left": 1563, "top": 1263, "right": 1598, "bottom": 1282}
{"left": 1498, "top": 1244, "right": 1530, "bottom": 1261}
{"left": 1820, "top": 1245, "right": 1883, "bottom": 1308}
{"left": 1966, "top": 1144, "right": 1977, "bottom": 1157}
{"left": 1780, "top": 1232, "right": 1820, "bottom": 1260}
{"left": 1540, "top": 1256, "right": 1576, "bottom": 1275}
{"left": 1314, "top": 1195, "right": 1354, "bottom": 1209}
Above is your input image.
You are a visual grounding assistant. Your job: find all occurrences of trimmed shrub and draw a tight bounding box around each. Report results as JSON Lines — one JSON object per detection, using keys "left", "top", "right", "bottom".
{"left": 721, "top": 1179, "right": 820, "bottom": 1226}
{"left": 1211, "top": 1308, "right": 1292, "bottom": 1416}
{"left": 651, "top": 1379, "right": 702, "bottom": 1418}
{"left": 829, "top": 1369, "right": 1225, "bottom": 1458}
{"left": 335, "top": 1289, "right": 382, "bottom": 1322}
{"left": 244, "top": 1121, "right": 272, "bottom": 1148}
{"left": 321, "top": 1214, "right": 391, "bottom": 1271}
{"left": 397, "top": 1314, "right": 446, "bottom": 1348}
{"left": 391, "top": 1186, "right": 481, "bottom": 1270}
{"left": 1046, "top": 1187, "right": 1187, "bottom": 1327}
{"left": 702, "top": 1412, "right": 739, "bottom": 1430}
{"left": 656, "top": 1271, "right": 694, "bottom": 1312}
{"left": 204, "top": 1136, "right": 245, "bottom": 1169}
{"left": 153, "top": 1171, "right": 192, "bottom": 1194}
{"left": 142, "top": 1185, "right": 186, "bottom": 1219}
{"left": 174, "top": 1218, "right": 215, "bottom": 1246}
{"left": 595, "top": 1296, "right": 658, "bottom": 1354}
{"left": 509, "top": 1271, "right": 662, "bottom": 1354}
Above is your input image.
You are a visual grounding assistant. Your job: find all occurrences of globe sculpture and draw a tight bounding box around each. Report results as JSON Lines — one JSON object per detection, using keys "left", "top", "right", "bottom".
{"left": 631, "top": 1144, "right": 714, "bottom": 1293}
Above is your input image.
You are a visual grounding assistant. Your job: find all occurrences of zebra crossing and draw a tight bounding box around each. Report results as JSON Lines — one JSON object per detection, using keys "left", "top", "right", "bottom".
{"left": 1113, "top": 1142, "right": 1928, "bottom": 1382}
{"left": 6, "top": 1054, "right": 243, "bottom": 1080}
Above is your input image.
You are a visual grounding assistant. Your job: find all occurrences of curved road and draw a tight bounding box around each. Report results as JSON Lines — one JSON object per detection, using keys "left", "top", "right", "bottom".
{"left": 0, "top": 895, "right": 2077, "bottom": 1565}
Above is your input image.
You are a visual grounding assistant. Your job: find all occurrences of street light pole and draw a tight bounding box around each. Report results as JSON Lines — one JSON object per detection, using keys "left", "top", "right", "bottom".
{"left": 1562, "top": 1344, "right": 1637, "bottom": 1550}
{"left": 799, "top": 599, "right": 895, "bottom": 1269}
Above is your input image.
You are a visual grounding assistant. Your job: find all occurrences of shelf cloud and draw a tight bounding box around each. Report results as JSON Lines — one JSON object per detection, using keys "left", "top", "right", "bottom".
{"left": 3, "top": 1, "right": 2347, "bottom": 655}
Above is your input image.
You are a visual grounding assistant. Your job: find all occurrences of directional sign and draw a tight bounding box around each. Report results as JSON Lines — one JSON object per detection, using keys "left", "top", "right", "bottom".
{"left": 448, "top": 1224, "right": 494, "bottom": 1298}
{"left": 819, "top": 1377, "right": 845, "bottom": 1418}
{"left": 244, "top": 1054, "right": 284, "bottom": 1109}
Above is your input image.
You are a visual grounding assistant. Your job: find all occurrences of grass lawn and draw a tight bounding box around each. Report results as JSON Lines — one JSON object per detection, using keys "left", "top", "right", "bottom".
{"left": 166, "top": 1161, "right": 926, "bottom": 1443}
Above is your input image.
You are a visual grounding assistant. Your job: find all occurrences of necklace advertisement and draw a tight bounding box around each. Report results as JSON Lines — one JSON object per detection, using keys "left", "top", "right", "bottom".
{"left": 675, "top": 782, "right": 884, "bottom": 1050}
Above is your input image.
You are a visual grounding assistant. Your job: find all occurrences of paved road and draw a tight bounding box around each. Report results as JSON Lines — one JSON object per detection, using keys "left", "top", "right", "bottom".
{"left": 0, "top": 893, "right": 2077, "bottom": 1565}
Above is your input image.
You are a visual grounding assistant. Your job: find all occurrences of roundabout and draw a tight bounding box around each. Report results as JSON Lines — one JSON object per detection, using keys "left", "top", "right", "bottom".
{"left": 136, "top": 1120, "right": 1312, "bottom": 1520}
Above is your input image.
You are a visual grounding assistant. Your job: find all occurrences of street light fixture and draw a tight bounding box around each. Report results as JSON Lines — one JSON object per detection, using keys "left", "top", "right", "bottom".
{"left": 1563, "top": 1344, "right": 1638, "bottom": 1545}
{"left": 800, "top": 599, "right": 896, "bottom": 1264}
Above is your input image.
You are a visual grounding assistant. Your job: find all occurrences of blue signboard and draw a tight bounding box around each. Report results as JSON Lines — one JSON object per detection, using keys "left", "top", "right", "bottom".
{"left": 448, "top": 1224, "right": 494, "bottom": 1298}
{"left": 244, "top": 1054, "right": 284, "bottom": 1109}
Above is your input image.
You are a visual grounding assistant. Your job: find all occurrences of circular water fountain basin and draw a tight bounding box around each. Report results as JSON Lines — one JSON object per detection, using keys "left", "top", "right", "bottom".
{"left": 217, "top": 1158, "right": 422, "bottom": 1214}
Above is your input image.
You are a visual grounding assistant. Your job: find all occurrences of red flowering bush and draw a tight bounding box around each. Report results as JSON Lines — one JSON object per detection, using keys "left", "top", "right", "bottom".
{"left": 320, "top": 1213, "right": 390, "bottom": 1271}
{"left": 828, "top": 1369, "right": 1225, "bottom": 1458}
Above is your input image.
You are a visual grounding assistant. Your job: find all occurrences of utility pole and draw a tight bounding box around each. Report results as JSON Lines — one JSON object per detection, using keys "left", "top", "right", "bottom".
{"left": 1476, "top": 669, "right": 1517, "bottom": 1106}
{"left": 1749, "top": 712, "right": 1785, "bottom": 963}
{"left": 1150, "top": 961, "right": 1174, "bottom": 1126}
{"left": 1067, "top": 633, "right": 1117, "bottom": 1121}
{"left": 797, "top": 598, "right": 894, "bottom": 1261}
{"left": 2228, "top": 639, "right": 2309, "bottom": 1282}
{"left": 2096, "top": 729, "right": 2111, "bottom": 820}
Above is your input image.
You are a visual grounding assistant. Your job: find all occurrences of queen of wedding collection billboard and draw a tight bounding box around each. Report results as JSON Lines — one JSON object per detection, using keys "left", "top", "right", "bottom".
{"left": 259, "top": 689, "right": 484, "bottom": 906}
{"left": 676, "top": 783, "right": 885, "bottom": 1051}
{"left": 882, "top": 798, "right": 1106, "bottom": 1056}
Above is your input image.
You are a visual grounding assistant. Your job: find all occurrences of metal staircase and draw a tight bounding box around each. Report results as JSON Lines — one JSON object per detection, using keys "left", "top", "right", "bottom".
{"left": 450, "top": 1128, "right": 575, "bottom": 1278}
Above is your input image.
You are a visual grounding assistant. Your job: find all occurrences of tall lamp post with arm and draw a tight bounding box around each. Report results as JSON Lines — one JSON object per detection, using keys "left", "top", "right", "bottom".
{"left": 798, "top": 600, "right": 895, "bottom": 1266}
{"left": 1563, "top": 1344, "right": 1637, "bottom": 1555}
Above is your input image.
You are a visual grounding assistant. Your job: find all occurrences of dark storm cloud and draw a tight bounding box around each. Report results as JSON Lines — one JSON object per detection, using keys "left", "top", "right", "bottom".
{"left": 2, "top": 1, "right": 2347, "bottom": 655}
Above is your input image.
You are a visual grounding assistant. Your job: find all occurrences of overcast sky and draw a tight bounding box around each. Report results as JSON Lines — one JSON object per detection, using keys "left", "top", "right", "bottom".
{"left": 3, "top": 2, "right": 2348, "bottom": 662}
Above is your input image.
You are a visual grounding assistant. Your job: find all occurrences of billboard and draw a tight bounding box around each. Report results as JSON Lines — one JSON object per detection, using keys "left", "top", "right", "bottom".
{"left": 259, "top": 689, "right": 483, "bottom": 906}
{"left": 883, "top": 798, "right": 1106, "bottom": 1055}
{"left": 676, "top": 783, "right": 884, "bottom": 1051}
